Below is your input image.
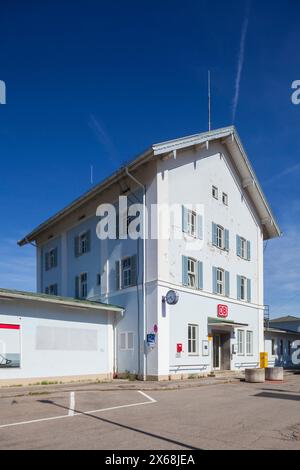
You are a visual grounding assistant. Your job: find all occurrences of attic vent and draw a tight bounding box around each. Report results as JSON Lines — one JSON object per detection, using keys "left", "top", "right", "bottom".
{"left": 78, "top": 214, "right": 86, "bottom": 221}
{"left": 48, "top": 234, "right": 54, "bottom": 240}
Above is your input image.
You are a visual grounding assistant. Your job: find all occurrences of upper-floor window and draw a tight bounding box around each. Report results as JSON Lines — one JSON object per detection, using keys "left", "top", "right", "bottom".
{"left": 45, "top": 248, "right": 58, "bottom": 271}
{"left": 212, "top": 185, "right": 218, "bottom": 199}
{"left": 236, "top": 235, "right": 251, "bottom": 261}
{"left": 222, "top": 192, "right": 228, "bottom": 206}
{"left": 115, "top": 255, "right": 137, "bottom": 290}
{"left": 212, "top": 223, "right": 229, "bottom": 251}
{"left": 187, "top": 210, "right": 196, "bottom": 237}
{"left": 182, "top": 206, "right": 203, "bottom": 240}
{"left": 75, "top": 230, "right": 91, "bottom": 257}
{"left": 212, "top": 266, "right": 230, "bottom": 297}
{"left": 182, "top": 256, "right": 203, "bottom": 290}
{"left": 75, "top": 272, "right": 88, "bottom": 299}
{"left": 237, "top": 275, "right": 251, "bottom": 302}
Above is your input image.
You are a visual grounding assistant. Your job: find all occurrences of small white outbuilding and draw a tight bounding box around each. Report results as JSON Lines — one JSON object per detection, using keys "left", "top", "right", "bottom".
{"left": 0, "top": 288, "right": 123, "bottom": 386}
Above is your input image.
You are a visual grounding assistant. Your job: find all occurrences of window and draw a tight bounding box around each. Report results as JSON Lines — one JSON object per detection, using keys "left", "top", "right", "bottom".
{"left": 122, "top": 257, "right": 132, "bottom": 288}
{"left": 119, "top": 332, "right": 134, "bottom": 351}
{"left": 212, "top": 186, "right": 218, "bottom": 199}
{"left": 288, "top": 340, "right": 292, "bottom": 356}
{"left": 271, "top": 339, "right": 276, "bottom": 356}
{"left": 79, "top": 232, "right": 88, "bottom": 255}
{"left": 96, "top": 273, "right": 101, "bottom": 286}
{"left": 45, "top": 284, "right": 58, "bottom": 296}
{"left": 188, "top": 324, "right": 198, "bottom": 355}
{"left": 217, "top": 268, "right": 224, "bottom": 295}
{"left": 279, "top": 339, "right": 284, "bottom": 356}
{"left": 79, "top": 273, "right": 88, "bottom": 299}
{"left": 116, "top": 256, "right": 137, "bottom": 290}
{"left": 216, "top": 225, "right": 224, "bottom": 249}
{"left": 237, "top": 275, "right": 251, "bottom": 302}
{"left": 212, "top": 223, "right": 229, "bottom": 251}
{"left": 75, "top": 231, "right": 91, "bottom": 257}
{"left": 240, "top": 276, "right": 247, "bottom": 301}
{"left": 240, "top": 238, "right": 247, "bottom": 259}
{"left": 45, "top": 248, "right": 57, "bottom": 271}
{"left": 222, "top": 192, "right": 228, "bottom": 205}
{"left": 237, "top": 235, "right": 251, "bottom": 261}
{"left": 187, "top": 258, "right": 197, "bottom": 288}
{"left": 187, "top": 210, "right": 196, "bottom": 237}
{"left": 246, "top": 331, "right": 253, "bottom": 355}
{"left": 237, "top": 330, "right": 245, "bottom": 355}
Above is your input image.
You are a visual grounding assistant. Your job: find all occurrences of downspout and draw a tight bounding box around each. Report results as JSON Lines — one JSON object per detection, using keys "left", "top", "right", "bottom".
{"left": 125, "top": 167, "right": 147, "bottom": 380}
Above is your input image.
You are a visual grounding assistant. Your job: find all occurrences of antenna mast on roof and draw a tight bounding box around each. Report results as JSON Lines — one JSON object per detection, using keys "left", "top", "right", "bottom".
{"left": 208, "top": 70, "right": 211, "bottom": 132}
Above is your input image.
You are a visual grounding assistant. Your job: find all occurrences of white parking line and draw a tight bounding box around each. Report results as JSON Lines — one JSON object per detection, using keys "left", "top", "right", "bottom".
{"left": 68, "top": 392, "right": 75, "bottom": 416}
{"left": 0, "top": 391, "right": 156, "bottom": 429}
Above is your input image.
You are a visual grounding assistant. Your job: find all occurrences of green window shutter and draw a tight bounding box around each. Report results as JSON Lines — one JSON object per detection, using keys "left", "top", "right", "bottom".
{"left": 212, "top": 223, "right": 217, "bottom": 246}
{"left": 197, "top": 261, "right": 203, "bottom": 290}
{"left": 247, "top": 240, "right": 251, "bottom": 261}
{"left": 212, "top": 266, "right": 218, "bottom": 294}
{"left": 237, "top": 275, "right": 241, "bottom": 301}
{"left": 225, "top": 229, "right": 229, "bottom": 251}
{"left": 197, "top": 215, "right": 203, "bottom": 240}
{"left": 130, "top": 255, "right": 137, "bottom": 286}
{"left": 225, "top": 271, "right": 230, "bottom": 297}
{"left": 115, "top": 261, "right": 120, "bottom": 290}
{"left": 247, "top": 278, "right": 252, "bottom": 303}
{"left": 75, "top": 276, "right": 79, "bottom": 299}
{"left": 182, "top": 206, "right": 188, "bottom": 233}
{"left": 236, "top": 235, "right": 241, "bottom": 257}
{"left": 74, "top": 236, "right": 79, "bottom": 257}
{"left": 182, "top": 255, "right": 189, "bottom": 286}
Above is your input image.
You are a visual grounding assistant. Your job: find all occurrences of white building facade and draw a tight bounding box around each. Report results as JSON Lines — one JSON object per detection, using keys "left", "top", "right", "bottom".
{"left": 19, "top": 126, "right": 281, "bottom": 380}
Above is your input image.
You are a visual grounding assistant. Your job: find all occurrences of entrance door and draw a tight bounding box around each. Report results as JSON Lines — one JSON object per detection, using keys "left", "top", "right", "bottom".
{"left": 213, "top": 334, "right": 221, "bottom": 370}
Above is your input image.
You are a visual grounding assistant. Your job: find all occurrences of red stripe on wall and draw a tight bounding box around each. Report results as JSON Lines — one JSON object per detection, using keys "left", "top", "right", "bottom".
{"left": 0, "top": 324, "right": 20, "bottom": 330}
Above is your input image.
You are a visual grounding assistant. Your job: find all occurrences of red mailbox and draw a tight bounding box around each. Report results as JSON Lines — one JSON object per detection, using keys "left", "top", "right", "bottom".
{"left": 177, "top": 343, "right": 183, "bottom": 353}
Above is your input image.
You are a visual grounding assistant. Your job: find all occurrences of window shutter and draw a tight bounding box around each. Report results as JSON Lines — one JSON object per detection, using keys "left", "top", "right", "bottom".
{"left": 86, "top": 230, "right": 91, "bottom": 252}
{"left": 115, "top": 261, "right": 120, "bottom": 290}
{"left": 212, "top": 223, "right": 217, "bottom": 246}
{"left": 225, "top": 229, "right": 229, "bottom": 251}
{"left": 225, "top": 270, "right": 230, "bottom": 297}
{"left": 74, "top": 236, "right": 79, "bottom": 257}
{"left": 54, "top": 248, "right": 58, "bottom": 267}
{"left": 45, "top": 252, "right": 49, "bottom": 271}
{"left": 182, "top": 206, "right": 188, "bottom": 233}
{"left": 197, "top": 261, "right": 203, "bottom": 290}
{"left": 182, "top": 255, "right": 188, "bottom": 286}
{"left": 197, "top": 215, "right": 203, "bottom": 240}
{"left": 212, "top": 266, "right": 218, "bottom": 294}
{"left": 75, "top": 276, "right": 79, "bottom": 299}
{"left": 247, "top": 278, "right": 252, "bottom": 303}
{"left": 236, "top": 235, "right": 241, "bottom": 257}
{"left": 130, "top": 255, "right": 137, "bottom": 286}
{"left": 247, "top": 240, "right": 251, "bottom": 261}
{"left": 237, "top": 275, "right": 241, "bottom": 301}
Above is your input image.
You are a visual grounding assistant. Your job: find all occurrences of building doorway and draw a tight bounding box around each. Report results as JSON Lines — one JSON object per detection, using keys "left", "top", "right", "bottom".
{"left": 212, "top": 332, "right": 231, "bottom": 370}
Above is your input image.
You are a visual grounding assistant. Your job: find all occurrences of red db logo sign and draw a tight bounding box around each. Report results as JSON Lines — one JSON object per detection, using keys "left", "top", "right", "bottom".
{"left": 218, "top": 304, "right": 228, "bottom": 318}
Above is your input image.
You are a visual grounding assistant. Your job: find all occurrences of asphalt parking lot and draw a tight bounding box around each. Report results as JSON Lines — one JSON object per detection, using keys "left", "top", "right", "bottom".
{"left": 0, "top": 373, "right": 300, "bottom": 450}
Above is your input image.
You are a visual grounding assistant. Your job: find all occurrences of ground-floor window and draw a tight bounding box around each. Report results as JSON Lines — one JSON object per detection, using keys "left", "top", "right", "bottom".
{"left": 188, "top": 324, "right": 198, "bottom": 355}
{"left": 79, "top": 272, "right": 88, "bottom": 299}
{"left": 237, "top": 330, "right": 245, "bottom": 355}
{"left": 119, "top": 332, "right": 134, "bottom": 351}
{"left": 0, "top": 323, "right": 21, "bottom": 368}
{"left": 246, "top": 330, "right": 253, "bottom": 355}
{"left": 271, "top": 338, "right": 276, "bottom": 356}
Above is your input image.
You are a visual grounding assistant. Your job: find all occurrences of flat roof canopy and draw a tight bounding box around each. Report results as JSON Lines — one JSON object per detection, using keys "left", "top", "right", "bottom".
{"left": 208, "top": 317, "right": 249, "bottom": 328}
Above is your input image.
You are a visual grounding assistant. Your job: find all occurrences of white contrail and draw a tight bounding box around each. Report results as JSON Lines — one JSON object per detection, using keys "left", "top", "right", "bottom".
{"left": 232, "top": 4, "right": 250, "bottom": 123}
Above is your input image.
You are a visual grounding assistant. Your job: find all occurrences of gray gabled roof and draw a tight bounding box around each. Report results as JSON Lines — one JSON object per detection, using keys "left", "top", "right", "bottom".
{"left": 0, "top": 288, "right": 124, "bottom": 312}
{"left": 18, "top": 126, "right": 281, "bottom": 245}
{"left": 270, "top": 315, "right": 300, "bottom": 323}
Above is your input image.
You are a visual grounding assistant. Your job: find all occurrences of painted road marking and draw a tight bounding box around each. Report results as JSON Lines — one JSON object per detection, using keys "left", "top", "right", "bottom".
{"left": 0, "top": 391, "right": 156, "bottom": 429}
{"left": 68, "top": 392, "right": 75, "bottom": 416}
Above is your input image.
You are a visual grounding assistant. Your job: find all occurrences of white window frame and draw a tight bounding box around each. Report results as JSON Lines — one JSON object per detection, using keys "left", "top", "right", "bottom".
{"left": 212, "top": 185, "right": 218, "bottom": 200}
{"left": 240, "top": 276, "right": 247, "bottom": 301}
{"left": 216, "top": 225, "right": 224, "bottom": 250}
{"left": 187, "top": 210, "right": 196, "bottom": 237}
{"left": 187, "top": 257, "right": 197, "bottom": 288}
{"left": 222, "top": 192, "right": 228, "bottom": 206}
{"left": 246, "top": 330, "right": 253, "bottom": 356}
{"left": 119, "top": 332, "right": 134, "bottom": 351}
{"left": 79, "top": 272, "right": 88, "bottom": 299}
{"left": 240, "top": 237, "right": 247, "bottom": 259}
{"left": 122, "top": 257, "right": 132, "bottom": 289}
{"left": 188, "top": 324, "right": 199, "bottom": 356}
{"left": 217, "top": 268, "right": 224, "bottom": 295}
{"left": 237, "top": 329, "right": 245, "bottom": 355}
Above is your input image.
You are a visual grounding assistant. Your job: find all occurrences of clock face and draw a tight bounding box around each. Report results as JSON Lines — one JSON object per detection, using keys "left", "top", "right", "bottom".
{"left": 166, "top": 290, "right": 179, "bottom": 305}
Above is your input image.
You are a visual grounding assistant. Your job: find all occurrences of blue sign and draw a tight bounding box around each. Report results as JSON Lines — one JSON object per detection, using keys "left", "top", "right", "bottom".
{"left": 147, "top": 333, "right": 156, "bottom": 344}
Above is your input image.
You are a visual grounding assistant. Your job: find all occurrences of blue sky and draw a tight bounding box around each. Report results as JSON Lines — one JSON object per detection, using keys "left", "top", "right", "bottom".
{"left": 0, "top": 0, "right": 299, "bottom": 317}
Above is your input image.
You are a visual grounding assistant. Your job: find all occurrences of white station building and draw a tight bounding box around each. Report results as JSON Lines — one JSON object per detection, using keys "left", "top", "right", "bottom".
{"left": 0, "top": 126, "right": 281, "bottom": 383}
